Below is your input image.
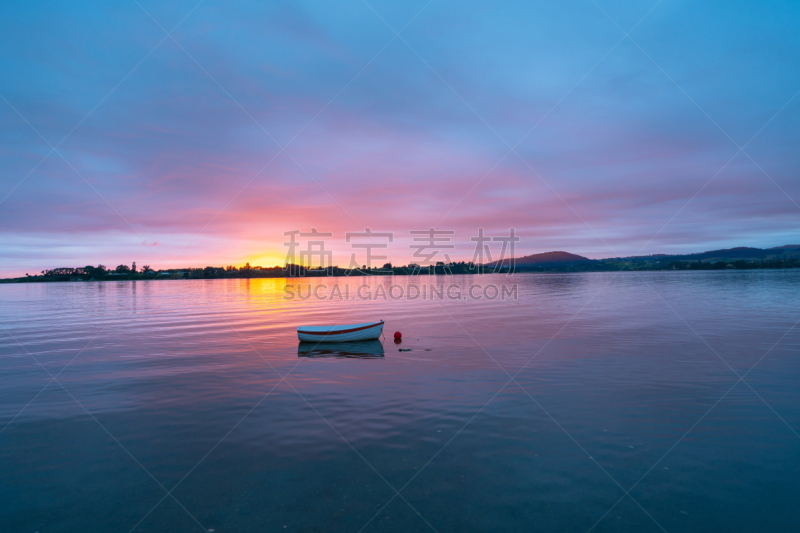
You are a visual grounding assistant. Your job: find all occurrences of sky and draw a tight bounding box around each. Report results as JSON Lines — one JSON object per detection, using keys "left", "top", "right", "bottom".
{"left": 1, "top": 0, "right": 799, "bottom": 276}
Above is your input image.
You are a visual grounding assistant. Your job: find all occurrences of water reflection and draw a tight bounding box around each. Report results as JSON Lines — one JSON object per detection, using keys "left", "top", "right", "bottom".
{"left": 2, "top": 271, "right": 800, "bottom": 533}
{"left": 298, "top": 339, "right": 385, "bottom": 358}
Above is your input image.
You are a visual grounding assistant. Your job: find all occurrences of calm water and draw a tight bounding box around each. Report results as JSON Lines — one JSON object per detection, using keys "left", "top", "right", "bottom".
{"left": 1, "top": 271, "right": 799, "bottom": 533}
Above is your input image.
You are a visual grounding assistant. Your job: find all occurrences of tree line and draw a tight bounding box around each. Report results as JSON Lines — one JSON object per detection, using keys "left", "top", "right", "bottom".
{"left": 4, "top": 258, "right": 799, "bottom": 283}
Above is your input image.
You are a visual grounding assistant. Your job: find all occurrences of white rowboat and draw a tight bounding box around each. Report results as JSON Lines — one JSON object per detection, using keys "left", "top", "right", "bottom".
{"left": 297, "top": 321, "right": 384, "bottom": 343}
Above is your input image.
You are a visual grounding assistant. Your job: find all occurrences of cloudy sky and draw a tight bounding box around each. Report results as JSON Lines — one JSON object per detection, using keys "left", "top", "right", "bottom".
{"left": 1, "top": 0, "right": 799, "bottom": 275}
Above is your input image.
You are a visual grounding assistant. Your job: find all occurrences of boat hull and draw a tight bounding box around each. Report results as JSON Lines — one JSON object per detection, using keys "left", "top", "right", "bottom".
{"left": 297, "top": 321, "right": 384, "bottom": 343}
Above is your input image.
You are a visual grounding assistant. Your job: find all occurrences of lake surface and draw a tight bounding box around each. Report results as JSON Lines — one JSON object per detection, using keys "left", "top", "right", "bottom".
{"left": 1, "top": 271, "right": 799, "bottom": 533}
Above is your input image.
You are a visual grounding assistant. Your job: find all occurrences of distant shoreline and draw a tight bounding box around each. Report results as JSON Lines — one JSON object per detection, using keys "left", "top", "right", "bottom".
{"left": 3, "top": 257, "right": 799, "bottom": 284}
{"left": 5, "top": 245, "right": 799, "bottom": 284}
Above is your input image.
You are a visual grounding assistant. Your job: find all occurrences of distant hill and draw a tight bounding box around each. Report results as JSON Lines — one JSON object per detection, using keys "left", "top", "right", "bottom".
{"left": 486, "top": 244, "right": 800, "bottom": 268}
{"left": 665, "top": 247, "right": 769, "bottom": 261}
{"left": 487, "top": 251, "right": 590, "bottom": 267}
{"left": 615, "top": 245, "right": 800, "bottom": 263}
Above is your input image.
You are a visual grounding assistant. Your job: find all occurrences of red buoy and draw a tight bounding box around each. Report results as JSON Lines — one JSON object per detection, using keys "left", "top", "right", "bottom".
{"left": 394, "top": 331, "right": 402, "bottom": 340}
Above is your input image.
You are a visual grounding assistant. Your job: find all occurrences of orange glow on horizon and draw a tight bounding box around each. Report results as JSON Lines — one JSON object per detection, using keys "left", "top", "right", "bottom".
{"left": 244, "top": 251, "right": 287, "bottom": 269}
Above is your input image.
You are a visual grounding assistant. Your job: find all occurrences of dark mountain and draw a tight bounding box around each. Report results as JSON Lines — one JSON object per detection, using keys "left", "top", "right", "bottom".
{"left": 616, "top": 245, "right": 800, "bottom": 262}
{"left": 487, "top": 251, "right": 590, "bottom": 267}
{"left": 665, "top": 247, "right": 769, "bottom": 261}
{"left": 487, "top": 244, "right": 800, "bottom": 269}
